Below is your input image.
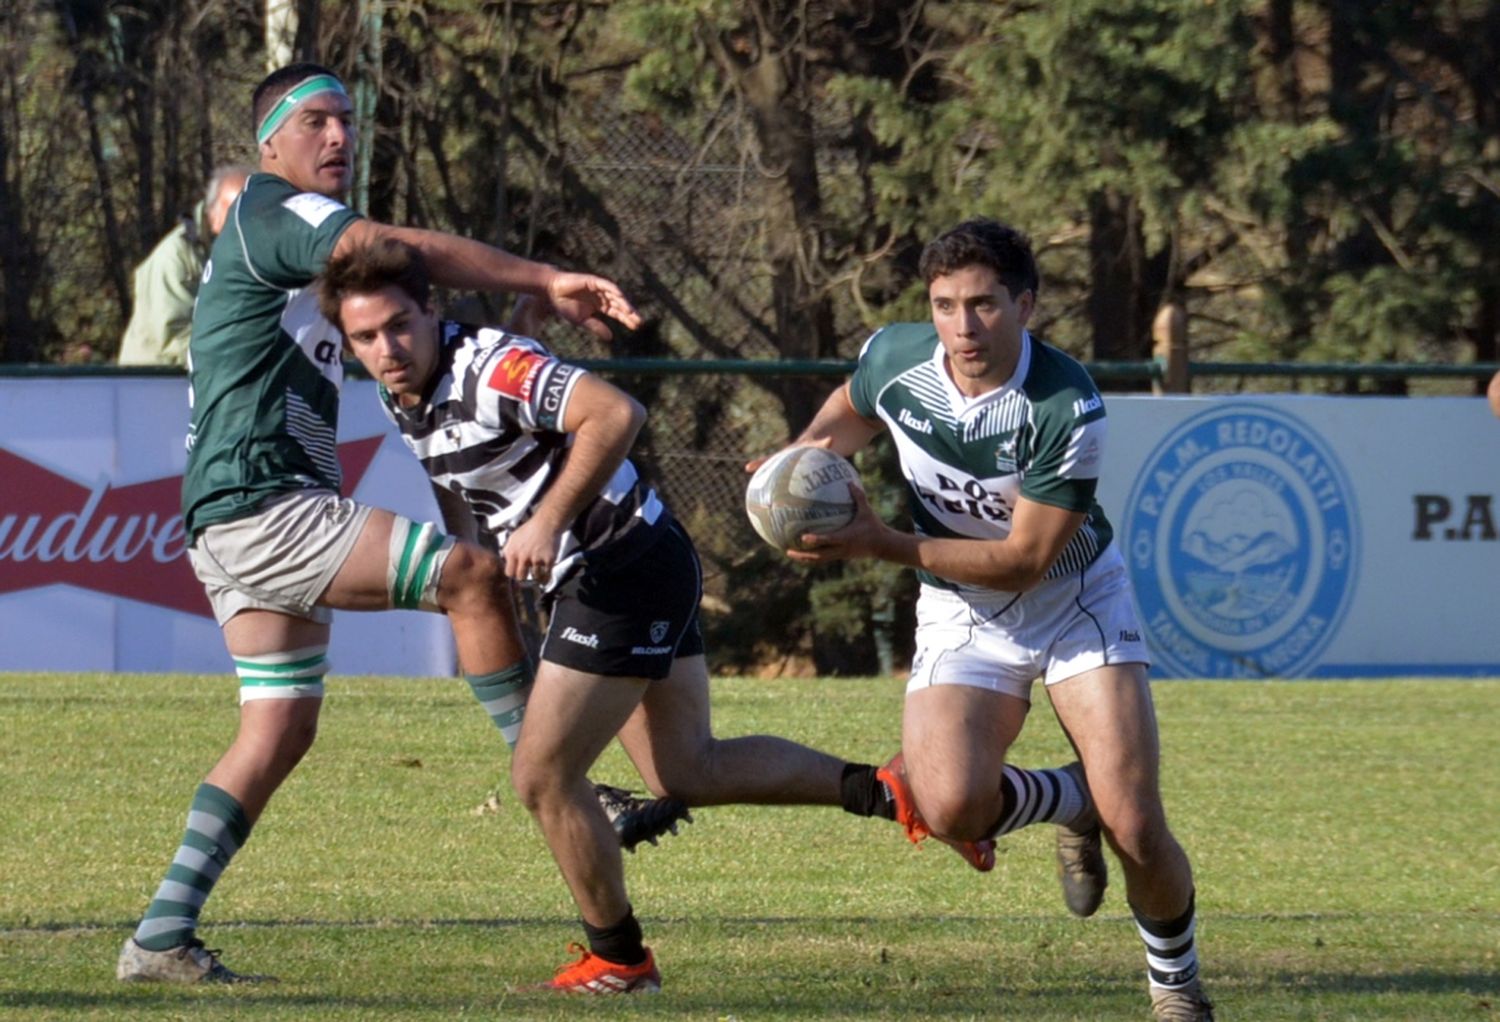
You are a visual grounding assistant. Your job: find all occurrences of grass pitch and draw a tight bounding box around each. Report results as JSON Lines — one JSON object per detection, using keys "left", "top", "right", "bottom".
{"left": 0, "top": 673, "right": 1496, "bottom": 1020}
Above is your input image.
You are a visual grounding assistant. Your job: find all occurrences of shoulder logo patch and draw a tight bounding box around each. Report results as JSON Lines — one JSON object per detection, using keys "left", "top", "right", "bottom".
{"left": 1072, "top": 393, "right": 1103, "bottom": 418}
{"left": 487, "top": 347, "right": 544, "bottom": 400}
{"left": 1123, "top": 404, "right": 1359, "bottom": 678}
{"left": 281, "top": 191, "right": 346, "bottom": 228}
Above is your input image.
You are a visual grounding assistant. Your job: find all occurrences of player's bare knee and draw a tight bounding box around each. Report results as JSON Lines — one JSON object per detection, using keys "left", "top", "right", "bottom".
{"left": 508, "top": 751, "right": 576, "bottom": 814}
{"left": 438, "top": 544, "right": 507, "bottom": 617}
{"left": 920, "top": 790, "right": 995, "bottom": 842}
{"left": 1101, "top": 804, "right": 1173, "bottom": 867}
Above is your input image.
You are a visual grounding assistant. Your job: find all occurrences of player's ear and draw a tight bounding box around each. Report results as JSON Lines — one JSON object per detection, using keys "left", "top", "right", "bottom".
{"left": 1016, "top": 288, "right": 1036, "bottom": 323}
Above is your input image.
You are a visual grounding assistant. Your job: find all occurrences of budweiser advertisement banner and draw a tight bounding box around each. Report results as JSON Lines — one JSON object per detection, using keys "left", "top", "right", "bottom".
{"left": 0, "top": 377, "right": 456, "bottom": 675}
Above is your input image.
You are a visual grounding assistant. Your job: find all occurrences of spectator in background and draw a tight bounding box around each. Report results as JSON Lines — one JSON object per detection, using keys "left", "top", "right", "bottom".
{"left": 1488, "top": 369, "right": 1500, "bottom": 419}
{"left": 117, "top": 166, "right": 252, "bottom": 367}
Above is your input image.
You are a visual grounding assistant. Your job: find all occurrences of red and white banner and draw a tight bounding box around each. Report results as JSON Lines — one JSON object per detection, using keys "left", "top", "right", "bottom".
{"left": 0, "top": 377, "right": 455, "bottom": 675}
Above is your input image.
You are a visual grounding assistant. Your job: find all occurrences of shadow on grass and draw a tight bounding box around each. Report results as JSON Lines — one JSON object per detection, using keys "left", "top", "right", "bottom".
{"left": 1269, "top": 969, "right": 1500, "bottom": 996}
{"left": 0, "top": 990, "right": 472, "bottom": 1013}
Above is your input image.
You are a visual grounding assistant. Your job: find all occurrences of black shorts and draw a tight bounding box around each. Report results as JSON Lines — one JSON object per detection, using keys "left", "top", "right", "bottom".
{"left": 540, "top": 519, "right": 705, "bottom": 680}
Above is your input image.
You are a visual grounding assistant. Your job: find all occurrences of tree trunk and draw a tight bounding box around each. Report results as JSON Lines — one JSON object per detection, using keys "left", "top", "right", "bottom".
{"left": 1086, "top": 187, "right": 1168, "bottom": 386}
{"left": 0, "top": 117, "right": 40, "bottom": 361}
{"left": 59, "top": 9, "right": 131, "bottom": 322}
{"left": 717, "top": 0, "right": 838, "bottom": 432}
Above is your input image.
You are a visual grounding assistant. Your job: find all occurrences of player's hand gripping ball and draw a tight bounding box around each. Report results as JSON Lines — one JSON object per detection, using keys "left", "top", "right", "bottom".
{"left": 745, "top": 446, "right": 862, "bottom": 551}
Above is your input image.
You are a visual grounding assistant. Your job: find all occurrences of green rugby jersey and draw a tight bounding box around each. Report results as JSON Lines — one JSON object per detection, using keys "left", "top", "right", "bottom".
{"left": 848, "top": 323, "right": 1114, "bottom": 595}
{"left": 181, "top": 173, "right": 362, "bottom": 537}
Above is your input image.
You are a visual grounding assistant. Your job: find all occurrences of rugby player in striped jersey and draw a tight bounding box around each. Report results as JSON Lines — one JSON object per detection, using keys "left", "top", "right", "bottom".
{"left": 318, "top": 237, "right": 979, "bottom": 993}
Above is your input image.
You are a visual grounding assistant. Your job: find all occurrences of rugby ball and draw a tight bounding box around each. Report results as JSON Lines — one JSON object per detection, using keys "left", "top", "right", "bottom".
{"left": 745, "top": 446, "right": 861, "bottom": 551}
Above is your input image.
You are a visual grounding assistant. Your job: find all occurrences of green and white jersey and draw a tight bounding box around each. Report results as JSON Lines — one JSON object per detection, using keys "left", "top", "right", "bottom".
{"left": 849, "top": 323, "right": 1114, "bottom": 597}
{"left": 181, "top": 173, "right": 362, "bottom": 537}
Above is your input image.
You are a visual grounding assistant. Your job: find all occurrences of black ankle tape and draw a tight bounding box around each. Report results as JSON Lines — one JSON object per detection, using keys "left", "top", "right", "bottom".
{"left": 839, "top": 763, "right": 891, "bottom": 818}
{"left": 583, "top": 907, "right": 646, "bottom": 966}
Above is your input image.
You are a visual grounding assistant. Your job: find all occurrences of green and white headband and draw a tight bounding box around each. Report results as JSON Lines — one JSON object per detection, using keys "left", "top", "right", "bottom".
{"left": 256, "top": 74, "right": 349, "bottom": 145}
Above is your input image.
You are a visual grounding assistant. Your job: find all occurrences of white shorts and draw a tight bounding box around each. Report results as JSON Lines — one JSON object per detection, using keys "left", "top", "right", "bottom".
{"left": 188, "top": 490, "right": 373, "bottom": 625}
{"left": 906, "top": 543, "right": 1150, "bottom": 701}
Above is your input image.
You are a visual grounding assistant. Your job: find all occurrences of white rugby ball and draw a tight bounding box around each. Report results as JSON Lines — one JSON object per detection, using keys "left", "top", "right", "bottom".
{"left": 745, "top": 446, "right": 862, "bottom": 551}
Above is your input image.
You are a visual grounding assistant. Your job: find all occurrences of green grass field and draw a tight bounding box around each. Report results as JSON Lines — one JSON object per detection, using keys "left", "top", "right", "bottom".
{"left": 1, "top": 674, "right": 1496, "bottom": 1020}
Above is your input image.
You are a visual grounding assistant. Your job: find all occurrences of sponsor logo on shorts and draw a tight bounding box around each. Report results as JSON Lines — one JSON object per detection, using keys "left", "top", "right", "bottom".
{"left": 630, "top": 645, "right": 672, "bottom": 656}
{"left": 560, "top": 626, "right": 599, "bottom": 649}
{"left": 1123, "top": 404, "right": 1358, "bottom": 678}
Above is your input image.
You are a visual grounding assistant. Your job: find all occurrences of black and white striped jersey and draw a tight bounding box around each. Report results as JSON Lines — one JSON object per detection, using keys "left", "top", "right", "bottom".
{"left": 379, "top": 322, "right": 666, "bottom": 591}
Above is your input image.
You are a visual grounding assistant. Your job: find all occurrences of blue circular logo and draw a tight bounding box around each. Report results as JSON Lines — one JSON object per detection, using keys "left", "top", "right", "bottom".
{"left": 1123, "top": 404, "right": 1359, "bottom": 677}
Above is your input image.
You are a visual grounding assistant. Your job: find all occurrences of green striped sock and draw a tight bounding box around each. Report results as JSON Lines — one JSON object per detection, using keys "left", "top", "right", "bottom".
{"left": 132, "top": 783, "right": 250, "bottom": 951}
{"left": 465, "top": 663, "right": 532, "bottom": 748}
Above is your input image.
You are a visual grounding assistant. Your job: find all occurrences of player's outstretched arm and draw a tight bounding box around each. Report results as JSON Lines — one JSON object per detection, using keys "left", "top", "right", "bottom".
{"left": 336, "top": 220, "right": 640, "bottom": 340}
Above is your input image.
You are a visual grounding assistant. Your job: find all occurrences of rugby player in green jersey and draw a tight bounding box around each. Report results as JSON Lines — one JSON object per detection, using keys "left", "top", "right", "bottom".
{"left": 117, "top": 62, "right": 679, "bottom": 986}
{"left": 768, "top": 220, "right": 1213, "bottom": 1021}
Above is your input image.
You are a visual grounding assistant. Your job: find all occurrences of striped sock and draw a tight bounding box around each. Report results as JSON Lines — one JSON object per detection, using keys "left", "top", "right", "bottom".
{"left": 132, "top": 783, "right": 251, "bottom": 951}
{"left": 465, "top": 663, "right": 532, "bottom": 748}
{"left": 1135, "top": 893, "right": 1200, "bottom": 990}
{"left": 987, "top": 764, "right": 1087, "bottom": 837}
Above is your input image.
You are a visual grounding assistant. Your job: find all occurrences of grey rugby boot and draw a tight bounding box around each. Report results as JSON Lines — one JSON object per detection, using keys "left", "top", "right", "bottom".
{"left": 1150, "top": 978, "right": 1216, "bottom": 1021}
{"left": 595, "top": 784, "right": 693, "bottom": 852}
{"left": 1055, "top": 761, "right": 1108, "bottom": 917}
{"left": 117, "top": 936, "right": 273, "bottom": 984}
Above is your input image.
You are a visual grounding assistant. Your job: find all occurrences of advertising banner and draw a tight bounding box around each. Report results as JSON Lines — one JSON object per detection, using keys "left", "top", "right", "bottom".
{"left": 3, "top": 380, "right": 1496, "bottom": 678}
{"left": 0, "top": 377, "right": 456, "bottom": 676}
{"left": 1098, "top": 395, "right": 1499, "bottom": 678}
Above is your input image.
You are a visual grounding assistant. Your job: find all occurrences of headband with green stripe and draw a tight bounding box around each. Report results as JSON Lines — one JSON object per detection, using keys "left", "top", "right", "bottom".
{"left": 256, "top": 74, "right": 349, "bottom": 145}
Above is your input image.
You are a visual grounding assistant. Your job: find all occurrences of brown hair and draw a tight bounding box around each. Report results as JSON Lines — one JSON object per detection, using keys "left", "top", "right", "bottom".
{"left": 918, "top": 218, "right": 1040, "bottom": 300}
{"left": 317, "top": 237, "right": 432, "bottom": 331}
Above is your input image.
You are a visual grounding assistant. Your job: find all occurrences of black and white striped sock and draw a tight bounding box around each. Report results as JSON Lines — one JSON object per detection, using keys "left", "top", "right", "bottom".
{"left": 1134, "top": 893, "right": 1200, "bottom": 990}
{"left": 987, "top": 764, "right": 1087, "bottom": 837}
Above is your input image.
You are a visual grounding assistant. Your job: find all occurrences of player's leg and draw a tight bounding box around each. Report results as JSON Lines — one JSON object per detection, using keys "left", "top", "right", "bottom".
{"left": 320, "top": 506, "right": 535, "bottom": 745}
{"left": 616, "top": 652, "right": 846, "bottom": 806}
{"left": 1046, "top": 663, "right": 1210, "bottom": 1019}
{"left": 884, "top": 587, "right": 1094, "bottom": 867}
{"left": 509, "top": 662, "right": 661, "bottom": 991}
{"left": 329, "top": 506, "right": 679, "bottom": 848}
{"left": 899, "top": 683, "right": 1028, "bottom": 841}
{"left": 123, "top": 494, "right": 381, "bottom": 983}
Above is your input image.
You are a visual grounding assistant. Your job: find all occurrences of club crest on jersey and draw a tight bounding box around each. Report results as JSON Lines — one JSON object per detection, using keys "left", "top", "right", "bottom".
{"left": 488, "top": 347, "right": 544, "bottom": 400}
{"left": 995, "top": 434, "right": 1018, "bottom": 473}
